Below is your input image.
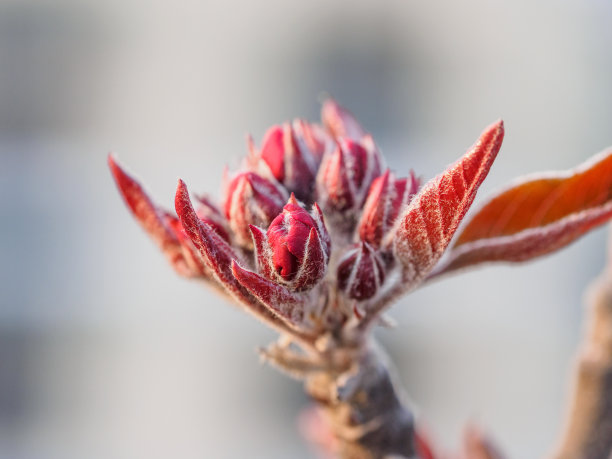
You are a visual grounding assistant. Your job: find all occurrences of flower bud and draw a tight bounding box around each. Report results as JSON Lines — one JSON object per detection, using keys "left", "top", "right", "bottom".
{"left": 259, "top": 121, "right": 327, "bottom": 201}
{"left": 357, "top": 169, "right": 420, "bottom": 249}
{"left": 316, "top": 137, "right": 383, "bottom": 218}
{"left": 224, "top": 172, "right": 288, "bottom": 248}
{"left": 292, "top": 119, "right": 330, "bottom": 163}
{"left": 321, "top": 98, "right": 366, "bottom": 140}
{"left": 264, "top": 194, "right": 330, "bottom": 291}
{"left": 336, "top": 242, "right": 385, "bottom": 301}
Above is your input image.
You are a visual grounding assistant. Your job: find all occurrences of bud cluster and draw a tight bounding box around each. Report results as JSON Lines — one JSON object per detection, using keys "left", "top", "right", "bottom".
{"left": 110, "top": 99, "right": 422, "bottom": 332}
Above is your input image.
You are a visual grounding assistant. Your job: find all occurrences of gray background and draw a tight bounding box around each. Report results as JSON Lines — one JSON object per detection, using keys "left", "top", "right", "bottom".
{"left": 1, "top": 0, "right": 612, "bottom": 457}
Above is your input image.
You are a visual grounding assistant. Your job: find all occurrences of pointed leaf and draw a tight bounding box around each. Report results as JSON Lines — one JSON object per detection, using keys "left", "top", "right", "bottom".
{"left": 249, "top": 224, "right": 274, "bottom": 278}
{"left": 434, "top": 149, "right": 612, "bottom": 275}
{"left": 108, "top": 155, "right": 190, "bottom": 275}
{"left": 162, "top": 212, "right": 210, "bottom": 277}
{"left": 392, "top": 120, "right": 504, "bottom": 285}
{"left": 175, "top": 179, "right": 252, "bottom": 301}
{"left": 231, "top": 261, "right": 305, "bottom": 325}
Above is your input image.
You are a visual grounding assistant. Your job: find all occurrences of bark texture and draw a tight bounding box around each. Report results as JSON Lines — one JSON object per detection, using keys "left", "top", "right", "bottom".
{"left": 304, "top": 342, "right": 417, "bottom": 458}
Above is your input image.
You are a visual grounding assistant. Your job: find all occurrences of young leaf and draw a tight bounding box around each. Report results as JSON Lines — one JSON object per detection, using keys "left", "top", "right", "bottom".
{"left": 231, "top": 261, "right": 305, "bottom": 325}
{"left": 175, "top": 179, "right": 251, "bottom": 300}
{"left": 434, "top": 149, "right": 612, "bottom": 276}
{"left": 392, "top": 120, "right": 504, "bottom": 286}
{"left": 108, "top": 155, "right": 190, "bottom": 275}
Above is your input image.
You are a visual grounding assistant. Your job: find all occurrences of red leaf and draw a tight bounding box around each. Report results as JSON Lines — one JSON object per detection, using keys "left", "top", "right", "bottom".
{"left": 392, "top": 120, "right": 504, "bottom": 285}
{"left": 435, "top": 149, "right": 612, "bottom": 275}
{"left": 231, "top": 261, "right": 305, "bottom": 325}
{"left": 162, "top": 212, "right": 210, "bottom": 277}
{"left": 108, "top": 155, "right": 190, "bottom": 275}
{"left": 175, "top": 179, "right": 252, "bottom": 301}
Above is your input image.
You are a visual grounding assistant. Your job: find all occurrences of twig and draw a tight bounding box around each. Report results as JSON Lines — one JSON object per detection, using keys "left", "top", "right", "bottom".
{"left": 304, "top": 341, "right": 417, "bottom": 458}
{"left": 552, "top": 227, "right": 612, "bottom": 459}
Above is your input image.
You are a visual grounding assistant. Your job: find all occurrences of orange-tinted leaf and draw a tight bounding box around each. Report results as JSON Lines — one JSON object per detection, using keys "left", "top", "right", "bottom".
{"left": 392, "top": 121, "right": 504, "bottom": 286}
{"left": 435, "top": 149, "right": 612, "bottom": 275}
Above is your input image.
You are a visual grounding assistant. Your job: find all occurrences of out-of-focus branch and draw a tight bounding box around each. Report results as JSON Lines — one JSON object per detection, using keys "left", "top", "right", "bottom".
{"left": 304, "top": 341, "right": 417, "bottom": 458}
{"left": 552, "top": 227, "right": 612, "bottom": 459}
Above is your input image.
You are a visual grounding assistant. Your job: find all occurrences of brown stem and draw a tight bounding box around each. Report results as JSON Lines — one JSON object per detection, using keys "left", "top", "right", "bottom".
{"left": 552, "top": 230, "right": 612, "bottom": 459}
{"left": 304, "top": 341, "right": 417, "bottom": 458}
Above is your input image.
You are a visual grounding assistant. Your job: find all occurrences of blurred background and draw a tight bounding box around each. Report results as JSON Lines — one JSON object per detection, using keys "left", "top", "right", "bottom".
{"left": 1, "top": 0, "right": 612, "bottom": 457}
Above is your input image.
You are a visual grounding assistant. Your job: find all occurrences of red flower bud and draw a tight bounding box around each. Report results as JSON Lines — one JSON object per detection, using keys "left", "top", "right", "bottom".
{"left": 316, "top": 137, "right": 383, "bottom": 218}
{"left": 224, "top": 172, "right": 288, "bottom": 248}
{"left": 336, "top": 242, "right": 385, "bottom": 301}
{"left": 263, "top": 194, "right": 330, "bottom": 291}
{"left": 259, "top": 121, "right": 327, "bottom": 201}
{"left": 321, "top": 98, "right": 366, "bottom": 140}
{"left": 357, "top": 169, "right": 420, "bottom": 249}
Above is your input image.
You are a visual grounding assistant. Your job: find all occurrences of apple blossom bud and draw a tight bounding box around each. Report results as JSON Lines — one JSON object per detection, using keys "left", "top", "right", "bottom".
{"left": 321, "top": 98, "right": 366, "bottom": 140}
{"left": 224, "top": 172, "right": 288, "bottom": 248}
{"left": 336, "top": 242, "right": 385, "bottom": 301}
{"left": 292, "top": 119, "right": 330, "bottom": 163}
{"left": 357, "top": 169, "right": 420, "bottom": 249}
{"left": 259, "top": 121, "right": 326, "bottom": 201}
{"left": 316, "top": 137, "right": 383, "bottom": 220}
{"left": 265, "top": 194, "right": 330, "bottom": 291}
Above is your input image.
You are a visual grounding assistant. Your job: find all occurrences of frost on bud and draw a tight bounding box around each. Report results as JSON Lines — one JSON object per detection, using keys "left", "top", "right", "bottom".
{"left": 224, "top": 172, "right": 288, "bottom": 248}
{"left": 259, "top": 121, "right": 326, "bottom": 201}
{"left": 263, "top": 194, "right": 331, "bottom": 291}
{"left": 357, "top": 169, "right": 420, "bottom": 249}
{"left": 337, "top": 242, "right": 385, "bottom": 301}
{"left": 316, "top": 137, "right": 383, "bottom": 220}
{"left": 321, "top": 98, "right": 366, "bottom": 140}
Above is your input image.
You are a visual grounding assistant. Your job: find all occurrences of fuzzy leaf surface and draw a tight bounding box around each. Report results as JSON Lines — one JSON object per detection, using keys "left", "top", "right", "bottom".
{"left": 435, "top": 149, "right": 612, "bottom": 275}
{"left": 392, "top": 120, "right": 504, "bottom": 286}
{"left": 108, "top": 155, "right": 189, "bottom": 274}
{"left": 231, "top": 261, "right": 305, "bottom": 325}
